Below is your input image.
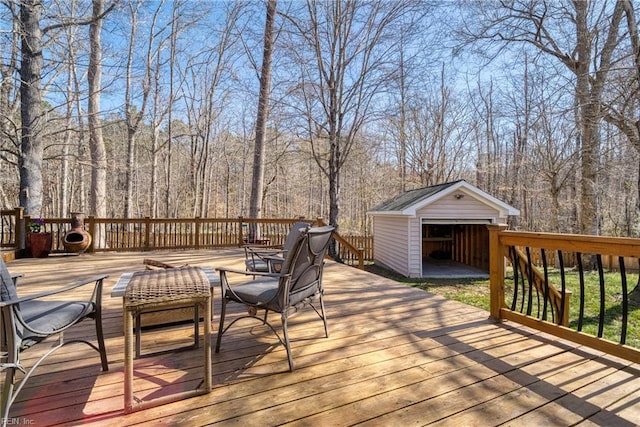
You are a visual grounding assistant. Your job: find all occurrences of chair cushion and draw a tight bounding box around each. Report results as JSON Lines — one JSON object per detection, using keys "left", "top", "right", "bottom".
{"left": 18, "top": 300, "right": 95, "bottom": 349}
{"left": 227, "top": 278, "right": 281, "bottom": 311}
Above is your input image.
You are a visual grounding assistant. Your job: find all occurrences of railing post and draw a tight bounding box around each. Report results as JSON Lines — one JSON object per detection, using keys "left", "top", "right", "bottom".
{"left": 87, "top": 215, "right": 96, "bottom": 253}
{"left": 144, "top": 217, "right": 151, "bottom": 251}
{"left": 15, "top": 207, "right": 25, "bottom": 252}
{"left": 238, "top": 217, "right": 244, "bottom": 247}
{"left": 488, "top": 224, "right": 509, "bottom": 321}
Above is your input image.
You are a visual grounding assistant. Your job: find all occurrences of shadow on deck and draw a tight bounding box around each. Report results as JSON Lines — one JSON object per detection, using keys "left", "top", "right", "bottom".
{"left": 2, "top": 250, "right": 640, "bottom": 426}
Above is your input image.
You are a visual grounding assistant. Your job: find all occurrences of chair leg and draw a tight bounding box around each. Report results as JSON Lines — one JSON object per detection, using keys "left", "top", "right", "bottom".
{"left": 281, "top": 314, "right": 294, "bottom": 371}
{"left": 215, "top": 298, "right": 228, "bottom": 353}
{"left": 319, "top": 293, "right": 329, "bottom": 338}
{"left": 1, "top": 366, "right": 16, "bottom": 426}
{"left": 94, "top": 307, "right": 109, "bottom": 371}
{"left": 0, "top": 361, "right": 20, "bottom": 427}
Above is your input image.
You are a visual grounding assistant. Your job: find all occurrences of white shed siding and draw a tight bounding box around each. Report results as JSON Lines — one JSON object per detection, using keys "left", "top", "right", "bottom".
{"left": 417, "top": 194, "right": 500, "bottom": 220}
{"left": 373, "top": 216, "right": 410, "bottom": 276}
{"left": 407, "top": 216, "right": 423, "bottom": 277}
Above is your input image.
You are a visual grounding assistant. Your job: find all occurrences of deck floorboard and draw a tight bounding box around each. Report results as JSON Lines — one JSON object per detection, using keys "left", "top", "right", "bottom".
{"left": 2, "top": 250, "right": 639, "bottom": 426}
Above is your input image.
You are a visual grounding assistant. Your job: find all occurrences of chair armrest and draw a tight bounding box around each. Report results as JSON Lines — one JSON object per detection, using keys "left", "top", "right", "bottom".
{"left": 215, "top": 266, "right": 279, "bottom": 278}
{"left": 2, "top": 275, "right": 108, "bottom": 338}
{"left": 247, "top": 247, "right": 285, "bottom": 253}
{"left": 243, "top": 244, "right": 284, "bottom": 259}
{"left": 244, "top": 246, "right": 285, "bottom": 257}
{"left": 262, "top": 254, "right": 286, "bottom": 261}
{"left": 243, "top": 244, "right": 283, "bottom": 249}
{"left": 10, "top": 273, "right": 23, "bottom": 285}
{"left": 0, "top": 274, "right": 108, "bottom": 307}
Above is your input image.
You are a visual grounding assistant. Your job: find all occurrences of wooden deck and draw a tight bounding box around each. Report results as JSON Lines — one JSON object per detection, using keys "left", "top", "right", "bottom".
{"left": 3, "top": 250, "right": 640, "bottom": 426}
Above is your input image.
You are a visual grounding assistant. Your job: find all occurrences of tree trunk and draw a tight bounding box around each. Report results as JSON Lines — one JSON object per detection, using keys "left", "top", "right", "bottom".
{"left": 18, "top": 0, "right": 44, "bottom": 216}
{"left": 1, "top": 1, "right": 19, "bottom": 184}
{"left": 248, "top": 0, "right": 276, "bottom": 240}
{"left": 165, "top": 3, "right": 180, "bottom": 217}
{"left": 123, "top": 1, "right": 153, "bottom": 219}
{"left": 124, "top": 129, "right": 136, "bottom": 218}
{"left": 88, "top": 0, "right": 107, "bottom": 219}
{"left": 574, "top": 3, "right": 597, "bottom": 235}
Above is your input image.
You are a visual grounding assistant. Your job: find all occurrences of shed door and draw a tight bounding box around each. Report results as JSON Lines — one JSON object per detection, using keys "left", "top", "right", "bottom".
{"left": 421, "top": 219, "right": 492, "bottom": 273}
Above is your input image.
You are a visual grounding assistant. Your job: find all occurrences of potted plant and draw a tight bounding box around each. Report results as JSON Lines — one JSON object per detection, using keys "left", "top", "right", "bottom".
{"left": 27, "top": 217, "right": 52, "bottom": 258}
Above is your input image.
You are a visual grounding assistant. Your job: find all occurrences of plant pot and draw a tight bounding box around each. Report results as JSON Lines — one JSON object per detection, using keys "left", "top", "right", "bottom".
{"left": 28, "top": 232, "right": 52, "bottom": 258}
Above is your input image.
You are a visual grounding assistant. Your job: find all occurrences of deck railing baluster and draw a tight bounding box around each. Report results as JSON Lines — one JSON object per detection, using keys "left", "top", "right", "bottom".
{"left": 577, "top": 252, "right": 585, "bottom": 331}
{"left": 558, "top": 250, "right": 566, "bottom": 327}
{"left": 619, "top": 256, "right": 628, "bottom": 345}
{"left": 596, "top": 254, "right": 605, "bottom": 338}
{"left": 525, "top": 247, "right": 534, "bottom": 316}
{"left": 509, "top": 246, "right": 519, "bottom": 312}
{"left": 541, "top": 248, "right": 551, "bottom": 323}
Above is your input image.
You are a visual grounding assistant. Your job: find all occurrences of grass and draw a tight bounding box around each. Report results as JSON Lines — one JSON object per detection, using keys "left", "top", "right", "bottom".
{"left": 365, "top": 264, "right": 640, "bottom": 349}
{"left": 538, "top": 269, "right": 640, "bottom": 348}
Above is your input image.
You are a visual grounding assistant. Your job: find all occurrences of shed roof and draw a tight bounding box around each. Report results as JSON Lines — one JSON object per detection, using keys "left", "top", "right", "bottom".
{"left": 368, "top": 180, "right": 520, "bottom": 217}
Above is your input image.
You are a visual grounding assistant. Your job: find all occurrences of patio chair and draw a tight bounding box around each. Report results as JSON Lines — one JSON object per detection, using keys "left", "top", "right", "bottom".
{"left": 0, "top": 257, "right": 108, "bottom": 424}
{"left": 216, "top": 224, "right": 334, "bottom": 371}
{"left": 244, "top": 221, "right": 310, "bottom": 273}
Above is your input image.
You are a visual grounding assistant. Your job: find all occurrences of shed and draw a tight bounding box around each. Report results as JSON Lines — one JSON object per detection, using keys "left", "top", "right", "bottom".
{"left": 367, "top": 180, "right": 520, "bottom": 278}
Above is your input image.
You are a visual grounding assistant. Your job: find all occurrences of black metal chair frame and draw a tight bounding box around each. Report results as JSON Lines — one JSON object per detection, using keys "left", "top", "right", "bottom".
{"left": 0, "top": 258, "right": 108, "bottom": 425}
{"left": 216, "top": 225, "right": 334, "bottom": 371}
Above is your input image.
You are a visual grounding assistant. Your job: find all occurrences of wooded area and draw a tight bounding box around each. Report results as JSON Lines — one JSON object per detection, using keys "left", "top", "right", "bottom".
{"left": 1, "top": 0, "right": 640, "bottom": 237}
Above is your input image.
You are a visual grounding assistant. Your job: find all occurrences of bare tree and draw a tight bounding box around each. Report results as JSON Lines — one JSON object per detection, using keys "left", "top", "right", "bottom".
{"left": 602, "top": 1, "right": 640, "bottom": 209}
{"left": 248, "top": 0, "right": 277, "bottom": 240}
{"left": 402, "top": 63, "right": 467, "bottom": 188}
{"left": 181, "top": 2, "right": 241, "bottom": 217}
{"left": 59, "top": 17, "right": 77, "bottom": 218}
{"left": 162, "top": 0, "right": 185, "bottom": 217}
{"left": 458, "top": 0, "right": 626, "bottom": 235}
{"left": 16, "top": 0, "right": 116, "bottom": 217}
{"left": 18, "top": 0, "right": 44, "bottom": 216}
{"left": 88, "top": 0, "right": 108, "bottom": 219}
{"left": 468, "top": 78, "right": 501, "bottom": 196}
{"left": 0, "top": 1, "right": 20, "bottom": 207}
{"left": 283, "top": 0, "right": 419, "bottom": 234}
{"left": 149, "top": 56, "right": 162, "bottom": 218}
{"left": 122, "top": 0, "right": 158, "bottom": 218}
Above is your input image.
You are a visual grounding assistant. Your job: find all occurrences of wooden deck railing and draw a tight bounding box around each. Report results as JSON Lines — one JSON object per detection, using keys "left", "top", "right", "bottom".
{"left": 489, "top": 224, "right": 640, "bottom": 364}
{"left": 0, "top": 210, "right": 369, "bottom": 269}
{"left": 0, "top": 207, "right": 23, "bottom": 249}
